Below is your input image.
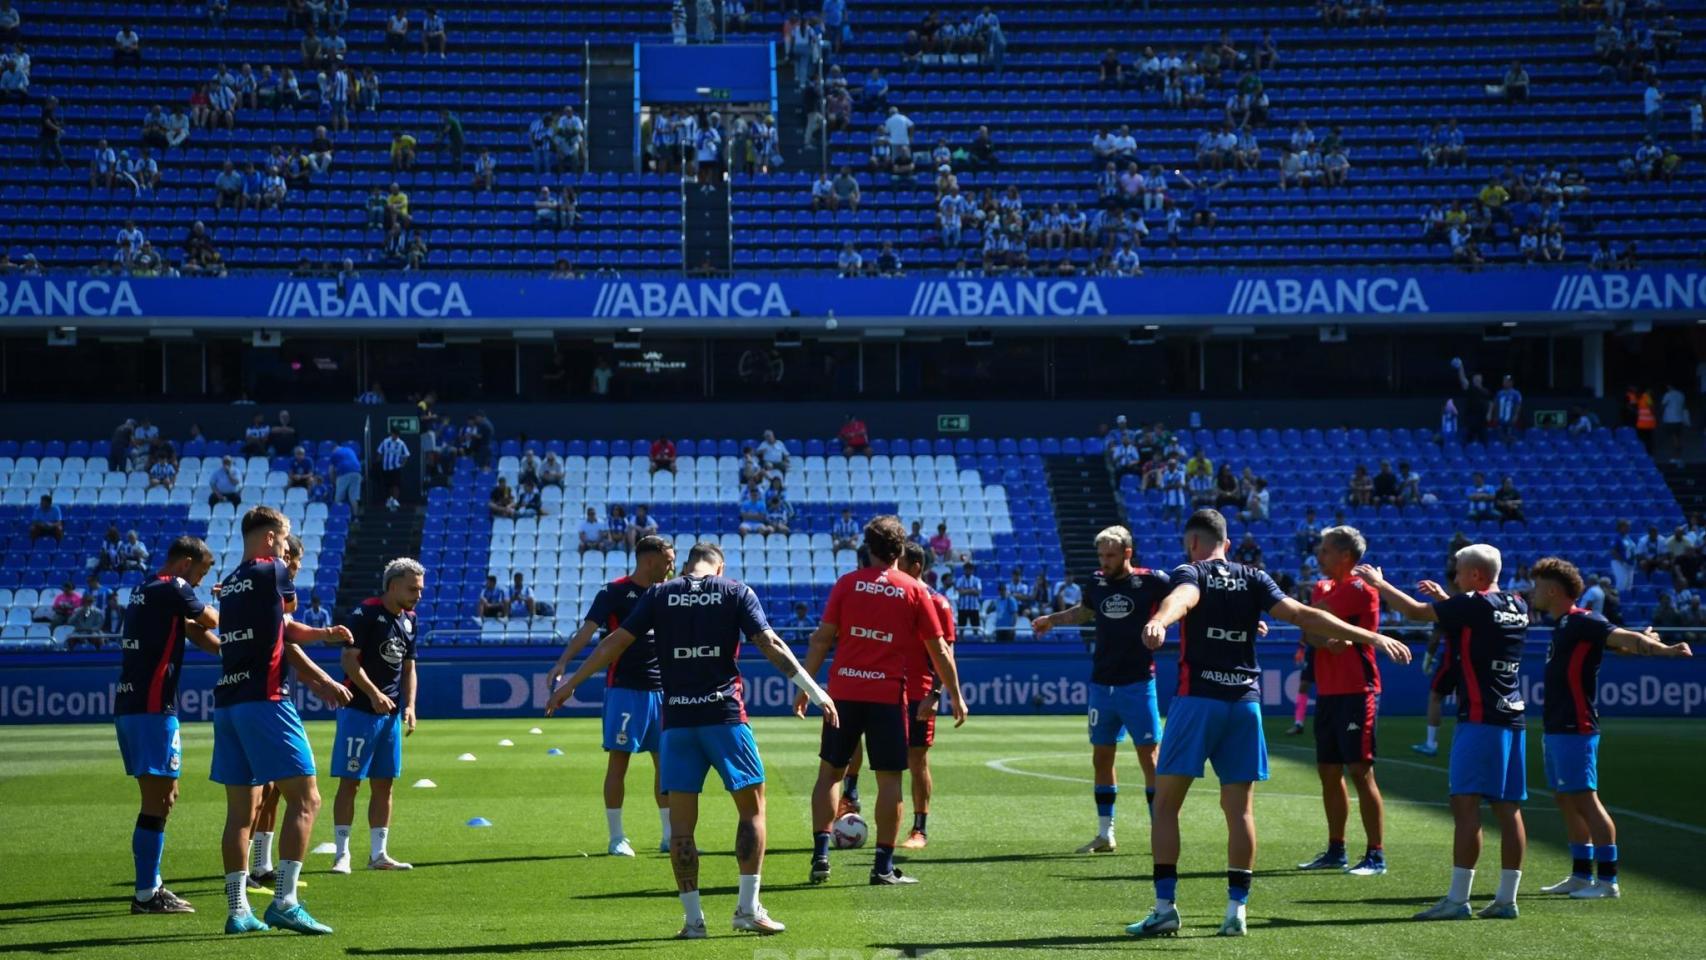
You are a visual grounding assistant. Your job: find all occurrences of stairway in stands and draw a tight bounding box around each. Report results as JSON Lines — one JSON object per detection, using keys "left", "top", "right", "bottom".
{"left": 1044, "top": 455, "right": 1124, "bottom": 579}
{"left": 333, "top": 510, "right": 425, "bottom": 616}
{"left": 1658, "top": 463, "right": 1706, "bottom": 517}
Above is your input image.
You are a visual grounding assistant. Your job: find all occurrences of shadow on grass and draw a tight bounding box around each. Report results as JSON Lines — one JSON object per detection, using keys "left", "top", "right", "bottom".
{"left": 345, "top": 935, "right": 680, "bottom": 956}
{"left": 0, "top": 933, "right": 228, "bottom": 955}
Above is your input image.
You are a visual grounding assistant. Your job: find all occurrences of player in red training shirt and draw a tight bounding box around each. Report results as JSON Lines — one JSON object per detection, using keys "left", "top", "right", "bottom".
{"left": 796, "top": 515, "right": 965, "bottom": 885}
{"left": 896, "top": 540, "right": 957, "bottom": 848}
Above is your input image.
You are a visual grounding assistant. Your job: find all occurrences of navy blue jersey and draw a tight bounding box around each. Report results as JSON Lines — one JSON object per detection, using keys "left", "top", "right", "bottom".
{"left": 1170, "top": 559, "right": 1287, "bottom": 702}
{"left": 586, "top": 576, "right": 660, "bottom": 691}
{"left": 1083, "top": 567, "right": 1171, "bottom": 685}
{"left": 115, "top": 575, "right": 205, "bottom": 716}
{"left": 1544, "top": 606, "right": 1611, "bottom": 734}
{"left": 213, "top": 556, "right": 295, "bottom": 707}
{"left": 342, "top": 597, "right": 417, "bottom": 715}
{"left": 1433, "top": 590, "right": 1529, "bottom": 728}
{"left": 618, "top": 574, "right": 769, "bottom": 728}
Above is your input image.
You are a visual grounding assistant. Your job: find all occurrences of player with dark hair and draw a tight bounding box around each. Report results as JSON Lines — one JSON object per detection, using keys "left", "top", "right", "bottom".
{"left": 546, "top": 540, "right": 835, "bottom": 939}
{"left": 115, "top": 535, "right": 219, "bottom": 914}
{"left": 546, "top": 534, "right": 677, "bottom": 856}
{"left": 798, "top": 515, "right": 966, "bottom": 886}
{"left": 1032, "top": 524, "right": 1170, "bottom": 854}
{"left": 329, "top": 557, "right": 426, "bottom": 874}
{"left": 895, "top": 539, "right": 956, "bottom": 848}
{"left": 247, "top": 533, "right": 302, "bottom": 892}
{"left": 211, "top": 506, "right": 352, "bottom": 936}
{"left": 1357, "top": 544, "right": 1528, "bottom": 921}
{"left": 1526, "top": 556, "right": 1691, "bottom": 900}
{"left": 1295, "top": 526, "right": 1389, "bottom": 877}
{"left": 1130, "top": 509, "right": 1410, "bottom": 938}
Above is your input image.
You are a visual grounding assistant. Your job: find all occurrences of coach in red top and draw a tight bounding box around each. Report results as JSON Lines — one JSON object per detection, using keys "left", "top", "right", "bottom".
{"left": 648, "top": 436, "right": 677, "bottom": 475}
{"left": 796, "top": 515, "right": 965, "bottom": 886}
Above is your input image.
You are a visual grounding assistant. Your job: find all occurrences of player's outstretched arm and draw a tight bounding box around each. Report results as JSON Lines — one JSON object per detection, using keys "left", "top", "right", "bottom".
{"left": 754, "top": 627, "right": 838, "bottom": 728}
{"left": 1032, "top": 604, "right": 1091, "bottom": 636}
{"left": 288, "top": 644, "right": 353, "bottom": 707}
{"left": 283, "top": 619, "right": 354, "bottom": 647}
{"left": 1143, "top": 583, "right": 1201, "bottom": 649}
{"left": 546, "top": 620, "right": 599, "bottom": 689}
{"left": 342, "top": 646, "right": 395, "bottom": 714}
{"left": 1609, "top": 626, "right": 1693, "bottom": 659}
{"left": 1352, "top": 564, "right": 1438, "bottom": 623}
{"left": 791, "top": 622, "right": 837, "bottom": 717}
{"left": 545, "top": 627, "right": 637, "bottom": 716}
{"left": 923, "top": 634, "right": 968, "bottom": 727}
{"left": 185, "top": 622, "right": 220, "bottom": 655}
{"left": 1271, "top": 597, "right": 1412, "bottom": 664}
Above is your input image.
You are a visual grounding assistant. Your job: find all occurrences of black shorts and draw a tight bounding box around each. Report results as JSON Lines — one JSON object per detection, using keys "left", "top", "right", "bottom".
{"left": 820, "top": 700, "right": 909, "bottom": 772}
{"left": 908, "top": 701, "right": 935, "bottom": 749}
{"left": 1314, "top": 693, "right": 1378, "bottom": 765}
{"left": 1429, "top": 658, "right": 1458, "bottom": 696}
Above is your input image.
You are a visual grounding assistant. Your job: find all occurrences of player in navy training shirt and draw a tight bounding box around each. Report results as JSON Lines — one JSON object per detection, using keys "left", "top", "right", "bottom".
{"left": 114, "top": 535, "right": 219, "bottom": 914}
{"left": 546, "top": 541, "right": 836, "bottom": 939}
{"left": 1527, "top": 557, "right": 1691, "bottom": 900}
{"left": 209, "top": 506, "right": 352, "bottom": 937}
{"left": 1130, "top": 510, "right": 1410, "bottom": 940}
{"left": 328, "top": 558, "right": 425, "bottom": 874}
{"left": 1357, "top": 543, "right": 1532, "bottom": 921}
{"left": 1032, "top": 525, "right": 1171, "bottom": 854}
{"left": 545, "top": 534, "right": 677, "bottom": 856}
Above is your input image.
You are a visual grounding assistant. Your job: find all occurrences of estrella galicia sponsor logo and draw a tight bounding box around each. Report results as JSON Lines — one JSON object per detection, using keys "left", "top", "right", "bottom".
{"left": 1099, "top": 594, "right": 1135, "bottom": 619}
{"left": 1549, "top": 272, "right": 1706, "bottom": 311}
{"left": 908, "top": 280, "right": 1107, "bottom": 317}
{"left": 266, "top": 281, "right": 471, "bottom": 318}
{"left": 591, "top": 281, "right": 791, "bottom": 318}
{"left": 0, "top": 279, "right": 142, "bottom": 316}
{"left": 1225, "top": 277, "right": 1428, "bottom": 315}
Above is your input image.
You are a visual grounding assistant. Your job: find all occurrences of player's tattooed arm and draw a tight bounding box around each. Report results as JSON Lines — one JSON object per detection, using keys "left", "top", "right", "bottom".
{"left": 1032, "top": 604, "right": 1092, "bottom": 635}
{"left": 283, "top": 618, "right": 354, "bottom": 646}
{"left": 1351, "top": 564, "right": 1439, "bottom": 623}
{"left": 1609, "top": 626, "right": 1693, "bottom": 659}
{"left": 1272, "top": 597, "right": 1413, "bottom": 665}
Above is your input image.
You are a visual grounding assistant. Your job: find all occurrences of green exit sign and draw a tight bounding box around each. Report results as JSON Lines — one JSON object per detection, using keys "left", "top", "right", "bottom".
{"left": 387, "top": 416, "right": 421, "bottom": 434}
{"left": 1532, "top": 410, "right": 1566, "bottom": 429}
{"left": 701, "top": 87, "right": 731, "bottom": 100}
{"left": 937, "top": 414, "right": 971, "bottom": 433}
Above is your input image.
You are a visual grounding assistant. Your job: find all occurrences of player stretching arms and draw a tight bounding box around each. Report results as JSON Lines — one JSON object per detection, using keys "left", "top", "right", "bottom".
{"left": 546, "top": 535, "right": 677, "bottom": 856}
{"left": 212, "top": 506, "right": 352, "bottom": 935}
{"left": 1032, "top": 525, "right": 1170, "bottom": 855}
{"left": 798, "top": 516, "right": 966, "bottom": 886}
{"left": 329, "top": 558, "right": 425, "bottom": 873}
{"left": 1356, "top": 545, "right": 1529, "bottom": 921}
{"left": 1296, "top": 527, "right": 1389, "bottom": 877}
{"left": 895, "top": 541, "right": 956, "bottom": 849}
{"left": 247, "top": 533, "right": 303, "bottom": 892}
{"left": 1130, "top": 509, "right": 1410, "bottom": 939}
{"left": 115, "top": 536, "right": 220, "bottom": 914}
{"left": 1527, "top": 557, "right": 1691, "bottom": 899}
{"left": 546, "top": 541, "right": 835, "bottom": 939}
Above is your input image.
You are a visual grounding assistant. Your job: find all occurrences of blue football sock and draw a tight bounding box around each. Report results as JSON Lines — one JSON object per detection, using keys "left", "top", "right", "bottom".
{"left": 812, "top": 831, "right": 831, "bottom": 859}
{"left": 1094, "top": 785, "right": 1117, "bottom": 818}
{"left": 1227, "top": 868, "right": 1252, "bottom": 904}
{"left": 1154, "top": 862, "right": 1178, "bottom": 903}
{"left": 133, "top": 814, "right": 166, "bottom": 899}
{"left": 874, "top": 844, "right": 895, "bottom": 875}
{"left": 1596, "top": 843, "right": 1618, "bottom": 881}
{"left": 1570, "top": 842, "right": 1594, "bottom": 880}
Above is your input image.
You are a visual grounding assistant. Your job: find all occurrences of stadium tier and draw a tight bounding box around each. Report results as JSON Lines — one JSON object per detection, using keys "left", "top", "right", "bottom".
{"left": 2, "top": 0, "right": 1703, "bottom": 273}
{"left": 0, "top": 440, "right": 349, "bottom": 649}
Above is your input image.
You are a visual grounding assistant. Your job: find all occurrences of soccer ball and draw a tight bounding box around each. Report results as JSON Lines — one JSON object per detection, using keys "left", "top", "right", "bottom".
{"left": 831, "top": 813, "right": 868, "bottom": 849}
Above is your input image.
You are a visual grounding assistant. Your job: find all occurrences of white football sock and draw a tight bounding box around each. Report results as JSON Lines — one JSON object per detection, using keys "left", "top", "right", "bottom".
{"left": 1226, "top": 900, "right": 1247, "bottom": 922}
{"left": 679, "top": 890, "right": 704, "bottom": 926}
{"left": 370, "top": 826, "right": 389, "bottom": 859}
{"left": 1448, "top": 866, "right": 1475, "bottom": 903}
{"left": 606, "top": 808, "right": 624, "bottom": 842}
{"left": 1425, "top": 725, "right": 1439, "bottom": 748}
{"left": 250, "top": 831, "right": 274, "bottom": 874}
{"left": 1154, "top": 896, "right": 1173, "bottom": 914}
{"left": 275, "top": 860, "right": 302, "bottom": 908}
{"left": 737, "top": 874, "right": 760, "bottom": 913}
{"left": 225, "top": 871, "right": 251, "bottom": 917}
{"left": 1496, "top": 868, "right": 1521, "bottom": 903}
{"left": 1097, "top": 815, "right": 1114, "bottom": 838}
{"left": 333, "top": 824, "right": 351, "bottom": 858}
{"left": 659, "top": 807, "right": 672, "bottom": 845}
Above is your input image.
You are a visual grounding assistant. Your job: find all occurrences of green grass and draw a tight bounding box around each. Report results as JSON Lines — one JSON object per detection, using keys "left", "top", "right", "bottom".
{"left": 3, "top": 716, "right": 1706, "bottom": 959}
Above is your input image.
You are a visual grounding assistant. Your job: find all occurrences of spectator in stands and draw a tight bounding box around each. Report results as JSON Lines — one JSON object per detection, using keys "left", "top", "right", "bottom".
{"left": 1441, "top": 118, "right": 1467, "bottom": 166}
{"left": 358, "top": 66, "right": 380, "bottom": 113}
{"left": 1366, "top": 459, "right": 1400, "bottom": 510}
{"left": 390, "top": 129, "right": 417, "bottom": 172}
{"left": 306, "top": 125, "right": 335, "bottom": 174}
{"left": 954, "top": 561, "right": 983, "bottom": 631}
{"left": 983, "top": 585, "right": 1018, "bottom": 643}
{"left": 486, "top": 476, "right": 517, "bottom": 520}
{"left": 433, "top": 109, "right": 466, "bottom": 172}
{"left": 756, "top": 429, "right": 790, "bottom": 474}
{"left": 478, "top": 575, "right": 507, "bottom": 619}
{"left": 329, "top": 440, "right": 361, "bottom": 514}
{"left": 508, "top": 572, "right": 537, "bottom": 620}
{"left": 269, "top": 410, "right": 298, "bottom": 456}
{"left": 1493, "top": 476, "right": 1527, "bottom": 528}
{"left": 831, "top": 165, "right": 861, "bottom": 212}
{"left": 259, "top": 164, "right": 286, "bottom": 210}
{"left": 1233, "top": 533, "right": 1264, "bottom": 570}
{"left": 737, "top": 484, "right": 768, "bottom": 534}
{"left": 146, "top": 453, "right": 176, "bottom": 492}
{"left": 384, "top": 8, "right": 410, "bottom": 53}
{"left": 1643, "top": 80, "right": 1664, "bottom": 136}
{"left": 0, "top": 1, "right": 17, "bottom": 43}
{"left": 1208, "top": 463, "right": 1239, "bottom": 510}
{"left": 929, "top": 522, "right": 953, "bottom": 562}
{"left": 909, "top": 520, "right": 929, "bottom": 550}
{"left": 537, "top": 450, "right": 565, "bottom": 489}
{"left": 0, "top": 49, "right": 25, "bottom": 101}
{"left": 113, "top": 24, "right": 141, "bottom": 66}
{"left": 1502, "top": 61, "right": 1530, "bottom": 103}
{"left": 36, "top": 97, "right": 66, "bottom": 168}
{"left": 831, "top": 508, "right": 860, "bottom": 551}
{"left": 1098, "top": 48, "right": 1124, "bottom": 87}
{"left": 237, "top": 413, "right": 268, "bottom": 455}
{"left": 122, "top": 147, "right": 159, "bottom": 196}
{"left": 1466, "top": 471, "right": 1497, "bottom": 522}
{"left": 1246, "top": 477, "right": 1271, "bottom": 523}
{"left": 118, "top": 530, "right": 149, "bottom": 572}
{"left": 87, "top": 525, "right": 122, "bottom": 574}
{"left": 765, "top": 493, "right": 794, "bottom": 535}
{"left": 88, "top": 138, "right": 118, "bottom": 191}
{"left": 28, "top": 494, "right": 63, "bottom": 544}
{"left": 472, "top": 148, "right": 496, "bottom": 192}
{"left": 208, "top": 455, "right": 243, "bottom": 507}
{"left": 622, "top": 504, "right": 657, "bottom": 550}
{"left": 646, "top": 435, "right": 678, "bottom": 475}
{"left": 67, "top": 594, "right": 106, "bottom": 648}
{"left": 1053, "top": 573, "right": 1081, "bottom": 614}
{"left": 212, "top": 161, "right": 247, "bottom": 212}
{"left": 838, "top": 413, "right": 871, "bottom": 457}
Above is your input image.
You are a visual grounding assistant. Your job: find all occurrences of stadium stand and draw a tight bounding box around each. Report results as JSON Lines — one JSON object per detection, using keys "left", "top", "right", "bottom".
{"left": 3, "top": 1, "right": 1702, "bottom": 274}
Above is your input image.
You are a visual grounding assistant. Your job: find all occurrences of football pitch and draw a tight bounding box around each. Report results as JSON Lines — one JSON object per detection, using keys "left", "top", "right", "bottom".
{"left": 3, "top": 715, "right": 1704, "bottom": 960}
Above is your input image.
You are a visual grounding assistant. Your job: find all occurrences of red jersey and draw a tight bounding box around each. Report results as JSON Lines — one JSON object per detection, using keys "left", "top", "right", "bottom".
{"left": 1309, "top": 576, "right": 1381, "bottom": 695}
{"left": 823, "top": 565, "right": 944, "bottom": 703}
{"left": 902, "top": 591, "right": 956, "bottom": 701}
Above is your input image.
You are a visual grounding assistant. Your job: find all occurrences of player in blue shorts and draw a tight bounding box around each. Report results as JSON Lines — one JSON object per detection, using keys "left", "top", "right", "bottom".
{"left": 547, "top": 540, "right": 836, "bottom": 939}
{"left": 1358, "top": 544, "right": 1531, "bottom": 921}
{"left": 1131, "top": 509, "right": 1409, "bottom": 939}
{"left": 1032, "top": 525, "right": 1171, "bottom": 854}
{"left": 329, "top": 558, "right": 424, "bottom": 874}
{"left": 114, "top": 535, "right": 221, "bottom": 914}
{"left": 1527, "top": 557, "right": 1690, "bottom": 900}
{"left": 247, "top": 532, "right": 303, "bottom": 892}
{"left": 211, "top": 506, "right": 352, "bottom": 936}
{"left": 546, "top": 535, "right": 676, "bottom": 856}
